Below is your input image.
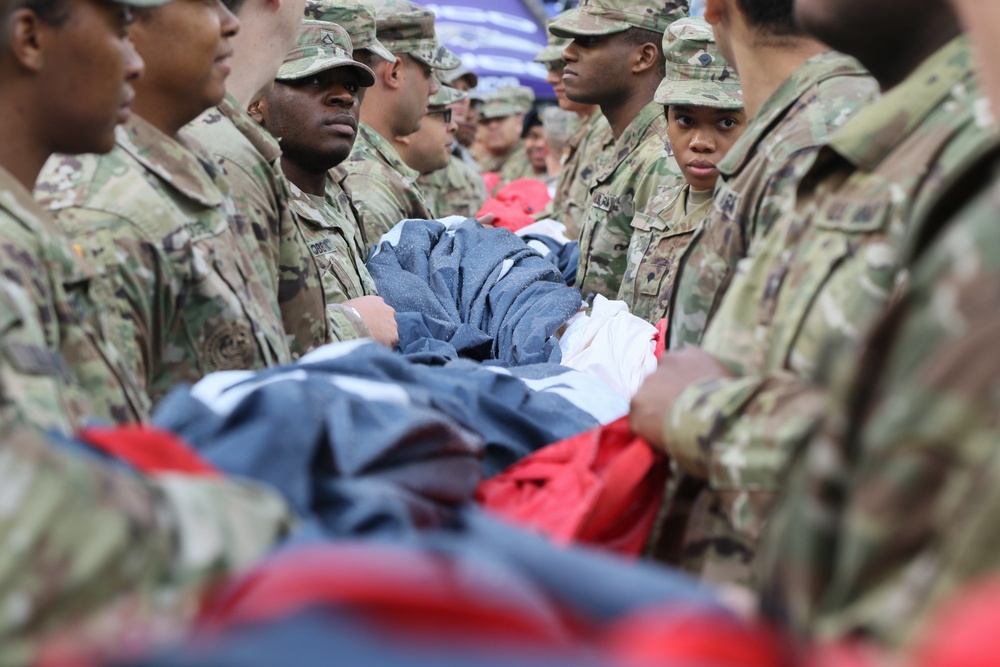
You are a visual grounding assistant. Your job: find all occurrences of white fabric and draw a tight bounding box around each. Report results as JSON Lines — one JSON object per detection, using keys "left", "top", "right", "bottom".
{"left": 558, "top": 295, "right": 659, "bottom": 400}
{"left": 514, "top": 218, "right": 571, "bottom": 245}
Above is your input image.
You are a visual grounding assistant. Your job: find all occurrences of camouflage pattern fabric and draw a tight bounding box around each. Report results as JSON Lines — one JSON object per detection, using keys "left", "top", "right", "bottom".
{"left": 477, "top": 140, "right": 523, "bottom": 176}
{"left": 658, "top": 36, "right": 993, "bottom": 589}
{"left": 418, "top": 150, "right": 487, "bottom": 218}
{"left": 576, "top": 100, "right": 680, "bottom": 300}
{"left": 303, "top": 0, "right": 396, "bottom": 63}
{"left": 188, "top": 94, "right": 332, "bottom": 359}
{"left": 288, "top": 177, "right": 379, "bottom": 342}
{"left": 0, "top": 165, "right": 147, "bottom": 432}
{"left": 548, "top": 0, "right": 689, "bottom": 38}
{"left": 340, "top": 122, "right": 435, "bottom": 254}
{"left": 0, "top": 420, "right": 292, "bottom": 664}
{"left": 535, "top": 109, "right": 613, "bottom": 240}
{"left": 368, "top": 0, "right": 460, "bottom": 71}
{"left": 654, "top": 17, "right": 742, "bottom": 109}
{"left": 617, "top": 184, "right": 712, "bottom": 323}
{"left": 276, "top": 20, "right": 376, "bottom": 85}
{"left": 37, "top": 115, "right": 292, "bottom": 403}
{"left": 760, "top": 137, "right": 1000, "bottom": 650}
{"left": 668, "top": 50, "right": 880, "bottom": 351}
{"left": 497, "top": 144, "right": 537, "bottom": 184}
{"left": 478, "top": 86, "right": 534, "bottom": 120}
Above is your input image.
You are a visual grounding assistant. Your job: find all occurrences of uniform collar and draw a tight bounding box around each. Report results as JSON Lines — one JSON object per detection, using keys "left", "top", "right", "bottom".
{"left": 217, "top": 93, "right": 282, "bottom": 163}
{"left": 0, "top": 164, "right": 56, "bottom": 234}
{"left": 829, "top": 35, "right": 974, "bottom": 170}
{"left": 594, "top": 100, "right": 665, "bottom": 183}
{"left": 720, "top": 50, "right": 871, "bottom": 176}
{"left": 357, "top": 123, "right": 420, "bottom": 182}
{"left": 117, "top": 114, "right": 226, "bottom": 208}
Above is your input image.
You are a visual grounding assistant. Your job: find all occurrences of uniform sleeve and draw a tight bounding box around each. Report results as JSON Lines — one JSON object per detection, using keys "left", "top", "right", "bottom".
{"left": 0, "top": 422, "right": 293, "bottom": 659}
{"left": 327, "top": 303, "right": 370, "bottom": 343}
{"left": 342, "top": 171, "right": 434, "bottom": 254}
{"left": 662, "top": 369, "right": 828, "bottom": 538}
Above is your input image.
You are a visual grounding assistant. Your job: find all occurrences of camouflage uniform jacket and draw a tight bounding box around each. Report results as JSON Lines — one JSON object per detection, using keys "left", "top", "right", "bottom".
{"left": 659, "top": 36, "right": 991, "bottom": 588}
{"left": 759, "top": 138, "right": 1000, "bottom": 650}
{"left": 340, "top": 122, "right": 434, "bottom": 254}
{"left": 0, "top": 166, "right": 147, "bottom": 431}
{"left": 668, "top": 50, "right": 879, "bottom": 350}
{"left": 537, "top": 109, "right": 613, "bottom": 240}
{"left": 417, "top": 149, "right": 487, "bottom": 218}
{"left": 37, "top": 115, "right": 291, "bottom": 403}
{"left": 617, "top": 183, "right": 712, "bottom": 324}
{"left": 497, "top": 144, "right": 536, "bottom": 184}
{"left": 477, "top": 141, "right": 521, "bottom": 174}
{"left": 188, "top": 94, "right": 331, "bottom": 357}
{"left": 288, "top": 178, "right": 378, "bottom": 342}
{"left": 0, "top": 420, "right": 292, "bottom": 664}
{"left": 576, "top": 100, "right": 677, "bottom": 300}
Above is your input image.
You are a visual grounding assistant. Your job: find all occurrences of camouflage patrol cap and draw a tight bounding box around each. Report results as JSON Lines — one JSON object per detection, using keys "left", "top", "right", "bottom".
{"left": 429, "top": 85, "right": 468, "bottom": 108}
{"left": 548, "top": 0, "right": 689, "bottom": 38}
{"left": 654, "top": 18, "right": 742, "bottom": 109}
{"left": 276, "top": 21, "right": 377, "bottom": 87}
{"left": 369, "top": 0, "right": 462, "bottom": 71}
{"left": 534, "top": 10, "right": 574, "bottom": 63}
{"left": 479, "top": 86, "right": 534, "bottom": 120}
{"left": 442, "top": 65, "right": 478, "bottom": 89}
{"left": 303, "top": 0, "right": 396, "bottom": 64}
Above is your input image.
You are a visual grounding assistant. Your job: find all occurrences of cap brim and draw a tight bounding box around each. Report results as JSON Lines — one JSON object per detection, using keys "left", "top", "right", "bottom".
{"left": 533, "top": 45, "right": 565, "bottom": 63}
{"left": 654, "top": 80, "right": 744, "bottom": 109}
{"left": 363, "top": 39, "right": 397, "bottom": 64}
{"left": 547, "top": 13, "right": 631, "bottom": 39}
{"left": 409, "top": 43, "right": 462, "bottom": 71}
{"left": 276, "top": 59, "right": 376, "bottom": 87}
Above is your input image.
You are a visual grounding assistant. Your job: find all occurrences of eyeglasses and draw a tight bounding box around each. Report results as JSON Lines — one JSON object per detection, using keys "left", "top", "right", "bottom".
{"left": 427, "top": 108, "right": 453, "bottom": 123}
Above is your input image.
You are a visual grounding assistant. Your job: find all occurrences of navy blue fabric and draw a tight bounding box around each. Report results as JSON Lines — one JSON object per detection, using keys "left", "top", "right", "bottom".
{"left": 152, "top": 344, "right": 599, "bottom": 506}
{"left": 366, "top": 219, "right": 582, "bottom": 366}
{"left": 522, "top": 234, "right": 580, "bottom": 285}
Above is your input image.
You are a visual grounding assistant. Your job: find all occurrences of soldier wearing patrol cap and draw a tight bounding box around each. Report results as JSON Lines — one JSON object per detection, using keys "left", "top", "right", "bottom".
{"left": 617, "top": 17, "right": 745, "bottom": 326}
{"left": 38, "top": 0, "right": 294, "bottom": 402}
{"left": 186, "top": 0, "right": 335, "bottom": 361}
{"left": 440, "top": 64, "right": 480, "bottom": 165}
{"left": 417, "top": 84, "right": 489, "bottom": 218}
{"left": 255, "top": 21, "right": 399, "bottom": 349}
{"left": 0, "top": 0, "right": 292, "bottom": 658}
{"left": 548, "top": 0, "right": 689, "bottom": 301}
{"left": 474, "top": 85, "right": 535, "bottom": 183}
{"left": 397, "top": 84, "right": 463, "bottom": 177}
{"left": 339, "top": 0, "right": 461, "bottom": 251}
{"left": 533, "top": 9, "right": 612, "bottom": 240}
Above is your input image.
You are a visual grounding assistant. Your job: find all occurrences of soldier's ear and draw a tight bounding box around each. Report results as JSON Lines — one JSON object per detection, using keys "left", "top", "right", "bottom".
{"left": 248, "top": 98, "right": 268, "bottom": 126}
{"left": 631, "top": 41, "right": 660, "bottom": 75}
{"left": 7, "top": 8, "right": 48, "bottom": 72}
{"left": 381, "top": 55, "right": 405, "bottom": 91}
{"left": 703, "top": 0, "right": 725, "bottom": 25}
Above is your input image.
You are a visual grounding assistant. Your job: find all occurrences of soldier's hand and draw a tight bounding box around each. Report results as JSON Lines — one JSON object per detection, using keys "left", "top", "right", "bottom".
{"left": 346, "top": 295, "right": 399, "bottom": 349}
{"left": 630, "top": 347, "right": 734, "bottom": 453}
{"left": 476, "top": 213, "right": 495, "bottom": 228}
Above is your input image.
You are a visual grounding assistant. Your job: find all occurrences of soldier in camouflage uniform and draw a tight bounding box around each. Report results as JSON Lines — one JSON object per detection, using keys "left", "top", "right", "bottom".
{"left": 533, "top": 11, "right": 613, "bottom": 240}
{"left": 339, "top": 0, "right": 460, "bottom": 251}
{"left": 549, "top": 0, "right": 688, "bottom": 300}
{"left": 418, "top": 79, "right": 488, "bottom": 218}
{"left": 0, "top": 0, "right": 153, "bottom": 432}
{"left": 186, "top": 0, "right": 331, "bottom": 360}
{"left": 37, "top": 0, "right": 292, "bottom": 403}
{"left": 617, "top": 18, "right": 745, "bottom": 325}
{"left": 666, "top": 0, "right": 879, "bottom": 351}
{"left": 631, "top": 0, "right": 992, "bottom": 592}
{"left": 0, "top": 0, "right": 292, "bottom": 659}
{"left": 304, "top": 0, "right": 397, "bottom": 68}
{"left": 758, "top": 0, "right": 1000, "bottom": 650}
{"left": 476, "top": 86, "right": 536, "bottom": 183}
{"left": 255, "top": 21, "right": 398, "bottom": 347}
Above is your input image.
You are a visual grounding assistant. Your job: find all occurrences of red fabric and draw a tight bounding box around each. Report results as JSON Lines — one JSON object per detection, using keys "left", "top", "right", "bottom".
{"left": 476, "top": 178, "right": 552, "bottom": 233}
{"left": 913, "top": 574, "right": 1000, "bottom": 667}
{"left": 481, "top": 171, "right": 502, "bottom": 195}
{"left": 476, "top": 417, "right": 668, "bottom": 557}
{"left": 603, "top": 607, "right": 795, "bottom": 667}
{"left": 78, "top": 425, "right": 218, "bottom": 477}
{"left": 197, "top": 543, "right": 574, "bottom": 648}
